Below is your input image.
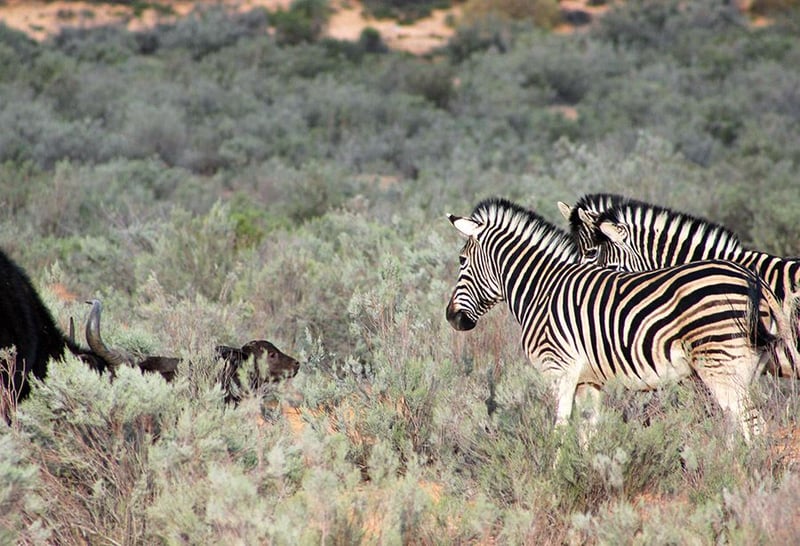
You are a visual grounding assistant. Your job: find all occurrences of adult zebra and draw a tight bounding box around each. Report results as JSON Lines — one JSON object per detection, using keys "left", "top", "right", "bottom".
{"left": 558, "top": 193, "right": 800, "bottom": 378}
{"left": 446, "top": 198, "right": 793, "bottom": 440}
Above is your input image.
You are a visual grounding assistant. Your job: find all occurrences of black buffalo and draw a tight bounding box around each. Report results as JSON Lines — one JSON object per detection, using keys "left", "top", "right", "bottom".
{"left": 0, "top": 250, "right": 111, "bottom": 415}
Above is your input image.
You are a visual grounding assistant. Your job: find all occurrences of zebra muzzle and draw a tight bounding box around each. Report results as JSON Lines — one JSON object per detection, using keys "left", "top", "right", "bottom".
{"left": 446, "top": 304, "right": 476, "bottom": 331}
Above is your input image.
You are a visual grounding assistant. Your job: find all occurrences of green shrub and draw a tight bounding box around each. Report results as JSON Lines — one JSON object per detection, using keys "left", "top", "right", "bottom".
{"left": 159, "top": 5, "right": 269, "bottom": 59}
{"left": 51, "top": 24, "right": 138, "bottom": 63}
{"left": 270, "top": 0, "right": 330, "bottom": 46}
{"left": 357, "top": 26, "right": 388, "bottom": 54}
{"left": 14, "top": 359, "right": 176, "bottom": 544}
{"left": 0, "top": 22, "right": 39, "bottom": 62}
{"left": 376, "top": 57, "right": 455, "bottom": 108}
{"left": 146, "top": 401, "right": 281, "bottom": 543}
{"left": 121, "top": 102, "right": 188, "bottom": 166}
{"left": 463, "top": 0, "right": 562, "bottom": 29}
{"left": 446, "top": 17, "right": 515, "bottom": 62}
{"left": 362, "top": 0, "right": 451, "bottom": 24}
{"left": 0, "top": 435, "right": 46, "bottom": 544}
{"left": 132, "top": 203, "right": 240, "bottom": 300}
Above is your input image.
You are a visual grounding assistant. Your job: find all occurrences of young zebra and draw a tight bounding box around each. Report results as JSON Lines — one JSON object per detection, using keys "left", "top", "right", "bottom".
{"left": 447, "top": 198, "right": 793, "bottom": 441}
{"left": 558, "top": 193, "right": 800, "bottom": 378}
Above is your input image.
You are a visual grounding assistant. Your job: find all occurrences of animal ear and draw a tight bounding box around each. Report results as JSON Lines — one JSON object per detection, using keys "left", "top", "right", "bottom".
{"left": 447, "top": 214, "right": 481, "bottom": 238}
{"left": 599, "top": 221, "right": 627, "bottom": 243}
{"left": 577, "top": 207, "right": 599, "bottom": 227}
{"left": 557, "top": 201, "right": 573, "bottom": 222}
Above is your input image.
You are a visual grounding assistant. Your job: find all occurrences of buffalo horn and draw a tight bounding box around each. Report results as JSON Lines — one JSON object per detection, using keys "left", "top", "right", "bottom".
{"left": 85, "top": 299, "right": 130, "bottom": 371}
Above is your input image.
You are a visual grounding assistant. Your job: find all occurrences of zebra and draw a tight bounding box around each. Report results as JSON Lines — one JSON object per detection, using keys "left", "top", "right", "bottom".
{"left": 446, "top": 198, "right": 794, "bottom": 441}
{"left": 558, "top": 193, "right": 800, "bottom": 378}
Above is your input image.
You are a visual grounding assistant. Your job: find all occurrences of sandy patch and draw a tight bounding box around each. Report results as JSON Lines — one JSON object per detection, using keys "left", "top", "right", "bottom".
{"left": 0, "top": 1, "right": 295, "bottom": 40}
{"left": 0, "top": 0, "right": 459, "bottom": 54}
{"left": 327, "top": 2, "right": 460, "bottom": 55}
{"left": 48, "top": 282, "right": 78, "bottom": 302}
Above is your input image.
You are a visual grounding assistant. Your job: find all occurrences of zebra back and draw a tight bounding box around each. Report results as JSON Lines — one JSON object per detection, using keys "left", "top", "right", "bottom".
{"left": 568, "top": 193, "right": 799, "bottom": 305}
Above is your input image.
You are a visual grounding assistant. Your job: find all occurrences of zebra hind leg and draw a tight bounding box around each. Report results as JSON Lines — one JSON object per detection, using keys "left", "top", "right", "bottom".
{"left": 693, "top": 358, "right": 764, "bottom": 444}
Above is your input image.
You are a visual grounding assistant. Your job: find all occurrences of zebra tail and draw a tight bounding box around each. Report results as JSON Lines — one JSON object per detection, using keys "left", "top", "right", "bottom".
{"left": 749, "top": 276, "right": 774, "bottom": 348}
{"left": 753, "top": 278, "right": 800, "bottom": 378}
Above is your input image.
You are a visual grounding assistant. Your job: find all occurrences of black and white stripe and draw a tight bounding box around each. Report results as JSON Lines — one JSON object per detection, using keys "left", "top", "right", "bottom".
{"left": 560, "top": 193, "right": 800, "bottom": 377}
{"left": 447, "top": 198, "right": 790, "bottom": 440}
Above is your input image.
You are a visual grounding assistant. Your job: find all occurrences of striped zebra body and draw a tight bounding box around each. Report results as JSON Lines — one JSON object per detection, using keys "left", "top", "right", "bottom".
{"left": 741, "top": 252, "right": 800, "bottom": 305}
{"left": 559, "top": 193, "right": 800, "bottom": 378}
{"left": 447, "top": 198, "right": 787, "bottom": 440}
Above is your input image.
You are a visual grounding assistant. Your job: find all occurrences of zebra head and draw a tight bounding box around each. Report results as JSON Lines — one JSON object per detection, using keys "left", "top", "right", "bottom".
{"left": 592, "top": 218, "right": 646, "bottom": 271}
{"left": 445, "top": 213, "right": 504, "bottom": 331}
{"left": 559, "top": 194, "right": 643, "bottom": 269}
{"left": 574, "top": 206, "right": 659, "bottom": 272}
{"left": 558, "top": 200, "right": 603, "bottom": 261}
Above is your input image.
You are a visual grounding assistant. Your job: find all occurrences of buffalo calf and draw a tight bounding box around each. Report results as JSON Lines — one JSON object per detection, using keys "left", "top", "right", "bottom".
{"left": 215, "top": 340, "right": 300, "bottom": 404}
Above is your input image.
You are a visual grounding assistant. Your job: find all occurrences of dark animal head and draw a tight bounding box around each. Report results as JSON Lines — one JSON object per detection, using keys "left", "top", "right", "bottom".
{"left": 241, "top": 340, "right": 301, "bottom": 383}
{"left": 0, "top": 248, "right": 177, "bottom": 420}
{"left": 64, "top": 316, "right": 110, "bottom": 375}
{"left": 215, "top": 340, "right": 300, "bottom": 404}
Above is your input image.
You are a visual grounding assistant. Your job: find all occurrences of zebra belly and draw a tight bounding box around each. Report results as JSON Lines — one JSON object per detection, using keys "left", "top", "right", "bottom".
{"left": 580, "top": 345, "right": 693, "bottom": 391}
{"left": 615, "top": 344, "right": 692, "bottom": 390}
{"left": 531, "top": 325, "right": 696, "bottom": 392}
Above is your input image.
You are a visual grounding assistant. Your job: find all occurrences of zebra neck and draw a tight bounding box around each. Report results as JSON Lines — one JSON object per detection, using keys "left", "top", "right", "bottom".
{"left": 740, "top": 249, "right": 800, "bottom": 298}
{"left": 739, "top": 249, "right": 776, "bottom": 274}
{"left": 497, "top": 247, "right": 575, "bottom": 326}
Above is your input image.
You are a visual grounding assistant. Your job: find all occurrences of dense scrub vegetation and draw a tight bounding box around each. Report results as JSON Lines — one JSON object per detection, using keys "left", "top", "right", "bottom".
{"left": 1, "top": 0, "right": 800, "bottom": 542}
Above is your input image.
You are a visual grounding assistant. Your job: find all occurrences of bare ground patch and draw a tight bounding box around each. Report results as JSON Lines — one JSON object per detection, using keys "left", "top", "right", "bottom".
{"left": 0, "top": 0, "right": 460, "bottom": 54}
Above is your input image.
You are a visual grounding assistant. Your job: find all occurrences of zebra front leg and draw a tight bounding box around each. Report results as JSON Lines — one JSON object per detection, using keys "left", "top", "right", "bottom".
{"left": 547, "top": 366, "right": 582, "bottom": 429}
{"left": 575, "top": 383, "right": 603, "bottom": 447}
{"left": 546, "top": 367, "right": 586, "bottom": 471}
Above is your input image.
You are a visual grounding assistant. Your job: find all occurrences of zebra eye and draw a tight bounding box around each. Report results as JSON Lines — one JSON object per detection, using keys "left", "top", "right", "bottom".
{"left": 459, "top": 255, "right": 467, "bottom": 266}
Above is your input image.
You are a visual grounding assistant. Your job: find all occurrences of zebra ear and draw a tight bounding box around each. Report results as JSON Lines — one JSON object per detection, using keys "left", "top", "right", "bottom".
{"left": 448, "top": 214, "right": 481, "bottom": 238}
{"left": 577, "top": 207, "right": 599, "bottom": 227}
{"left": 599, "top": 221, "right": 627, "bottom": 243}
{"left": 557, "top": 201, "right": 573, "bottom": 222}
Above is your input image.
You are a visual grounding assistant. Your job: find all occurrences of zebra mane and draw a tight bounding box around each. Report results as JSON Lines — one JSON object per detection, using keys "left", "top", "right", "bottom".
{"left": 574, "top": 193, "right": 627, "bottom": 214}
{"left": 566, "top": 193, "right": 627, "bottom": 234}
{"left": 472, "top": 198, "right": 579, "bottom": 261}
{"left": 594, "top": 196, "right": 744, "bottom": 250}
